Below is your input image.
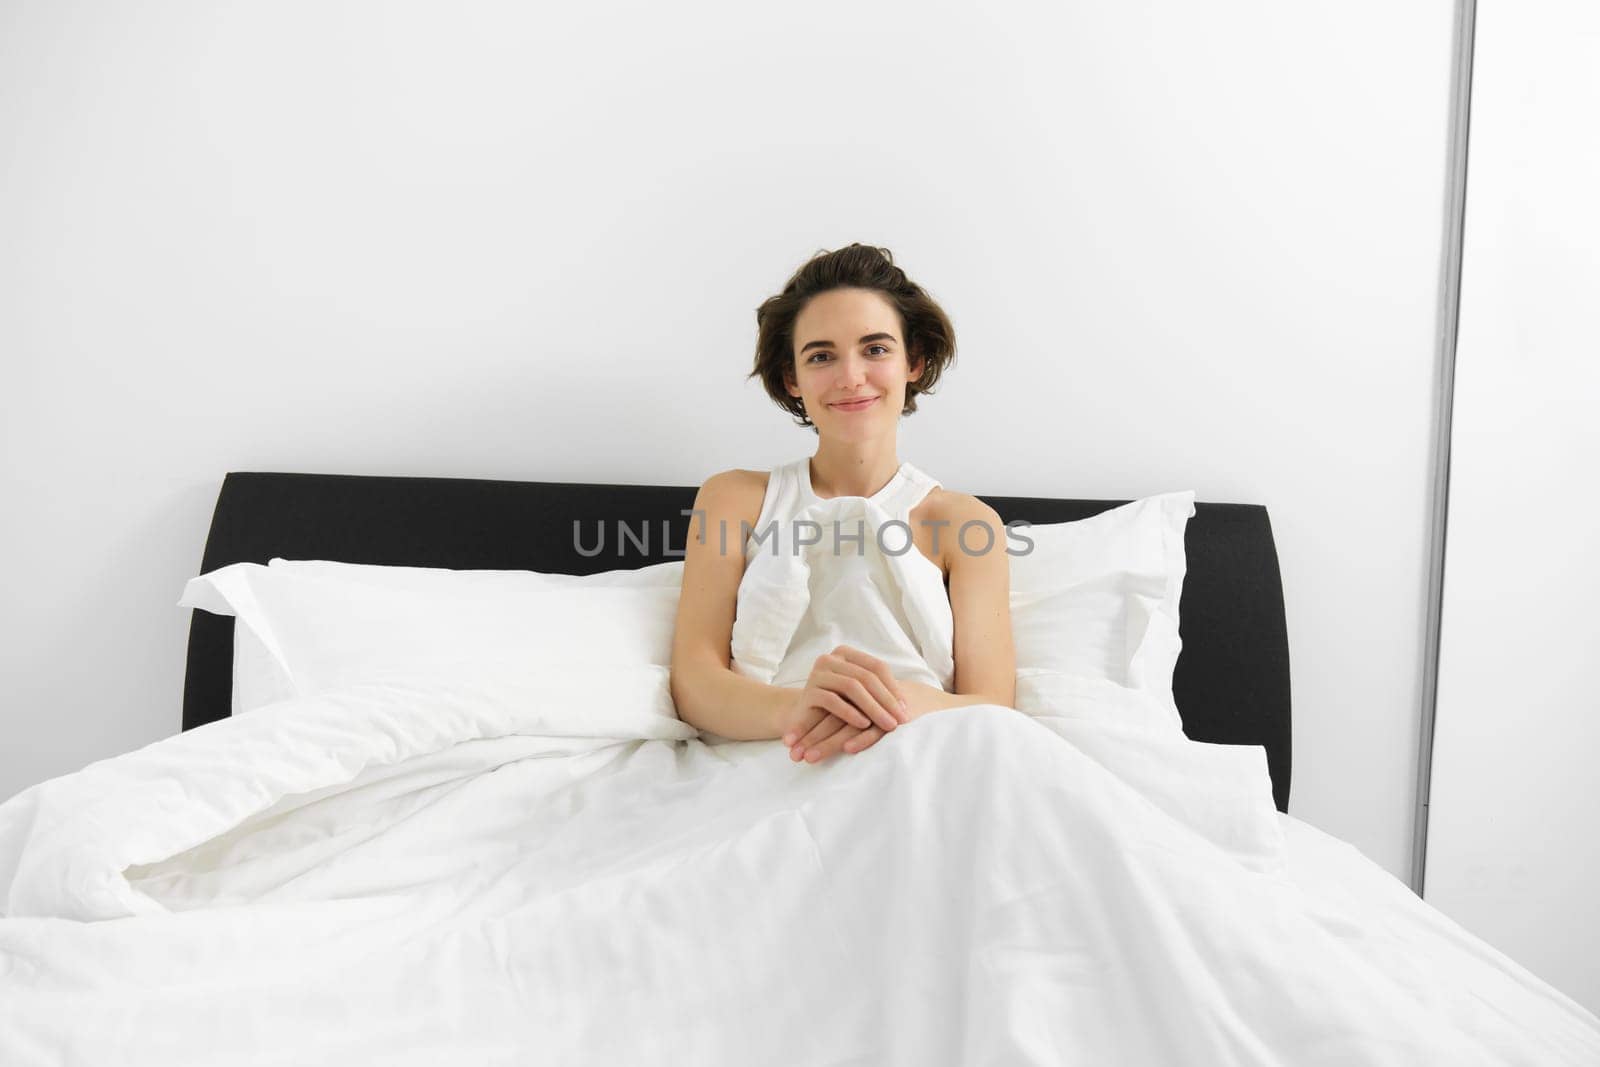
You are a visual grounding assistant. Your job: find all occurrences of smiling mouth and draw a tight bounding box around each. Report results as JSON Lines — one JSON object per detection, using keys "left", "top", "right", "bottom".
{"left": 830, "top": 396, "right": 879, "bottom": 411}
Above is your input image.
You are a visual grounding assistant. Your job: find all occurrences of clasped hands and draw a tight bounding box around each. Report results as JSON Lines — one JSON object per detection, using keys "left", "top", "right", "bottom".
{"left": 777, "top": 645, "right": 913, "bottom": 765}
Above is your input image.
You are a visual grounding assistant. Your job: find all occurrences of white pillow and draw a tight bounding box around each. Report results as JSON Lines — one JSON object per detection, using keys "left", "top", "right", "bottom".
{"left": 1007, "top": 490, "right": 1195, "bottom": 730}
{"left": 182, "top": 561, "right": 686, "bottom": 722}
{"left": 231, "top": 622, "right": 297, "bottom": 716}
{"left": 1013, "top": 670, "right": 1184, "bottom": 736}
{"left": 221, "top": 559, "right": 686, "bottom": 714}
{"left": 264, "top": 558, "right": 685, "bottom": 591}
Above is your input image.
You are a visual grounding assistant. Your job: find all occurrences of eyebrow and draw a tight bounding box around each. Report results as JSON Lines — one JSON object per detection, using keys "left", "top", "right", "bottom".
{"left": 799, "top": 332, "right": 898, "bottom": 355}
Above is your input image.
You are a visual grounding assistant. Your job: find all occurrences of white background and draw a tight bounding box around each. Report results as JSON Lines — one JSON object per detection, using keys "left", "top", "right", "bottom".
{"left": 1425, "top": 0, "right": 1599, "bottom": 1015}
{"left": 3, "top": 0, "right": 1456, "bottom": 892}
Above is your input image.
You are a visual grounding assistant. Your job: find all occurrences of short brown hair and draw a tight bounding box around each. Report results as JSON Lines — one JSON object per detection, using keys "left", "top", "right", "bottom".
{"left": 749, "top": 243, "right": 956, "bottom": 430}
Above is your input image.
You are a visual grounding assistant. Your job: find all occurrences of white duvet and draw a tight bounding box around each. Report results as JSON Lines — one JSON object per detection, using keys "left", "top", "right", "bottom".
{"left": 1, "top": 680, "right": 1596, "bottom": 1066}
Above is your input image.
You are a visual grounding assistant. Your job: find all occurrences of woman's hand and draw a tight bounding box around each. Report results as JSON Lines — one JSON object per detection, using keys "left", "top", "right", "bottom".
{"left": 776, "top": 646, "right": 909, "bottom": 764}
{"left": 791, "top": 716, "right": 885, "bottom": 764}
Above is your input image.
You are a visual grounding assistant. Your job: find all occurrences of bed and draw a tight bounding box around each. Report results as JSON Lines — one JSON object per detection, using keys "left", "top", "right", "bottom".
{"left": 0, "top": 469, "right": 1595, "bottom": 1066}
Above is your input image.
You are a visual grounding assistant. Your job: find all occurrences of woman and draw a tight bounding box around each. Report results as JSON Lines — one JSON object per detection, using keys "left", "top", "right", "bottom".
{"left": 669, "top": 243, "right": 1016, "bottom": 766}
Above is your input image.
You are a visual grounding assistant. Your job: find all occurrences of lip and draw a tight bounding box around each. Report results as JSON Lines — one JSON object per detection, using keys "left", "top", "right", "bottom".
{"left": 829, "top": 396, "right": 880, "bottom": 412}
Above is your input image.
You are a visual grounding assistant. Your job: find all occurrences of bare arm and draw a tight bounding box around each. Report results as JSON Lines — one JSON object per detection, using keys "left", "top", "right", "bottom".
{"left": 669, "top": 471, "right": 791, "bottom": 740}
{"left": 906, "top": 495, "right": 1016, "bottom": 719}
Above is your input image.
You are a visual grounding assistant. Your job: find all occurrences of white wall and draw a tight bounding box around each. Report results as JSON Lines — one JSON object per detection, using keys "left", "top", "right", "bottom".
{"left": 1424, "top": 0, "right": 1600, "bottom": 1015}
{"left": 0, "top": 0, "right": 1457, "bottom": 882}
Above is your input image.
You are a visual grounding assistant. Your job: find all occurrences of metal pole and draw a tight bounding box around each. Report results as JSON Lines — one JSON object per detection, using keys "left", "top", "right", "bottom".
{"left": 1413, "top": 0, "right": 1478, "bottom": 898}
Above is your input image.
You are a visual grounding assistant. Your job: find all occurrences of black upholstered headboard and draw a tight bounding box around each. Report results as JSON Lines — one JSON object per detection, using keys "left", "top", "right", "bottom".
{"left": 181, "top": 471, "right": 1294, "bottom": 812}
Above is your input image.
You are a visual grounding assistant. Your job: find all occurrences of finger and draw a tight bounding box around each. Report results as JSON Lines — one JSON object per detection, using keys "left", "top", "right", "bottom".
{"left": 830, "top": 645, "right": 895, "bottom": 693}
{"left": 787, "top": 710, "right": 825, "bottom": 758}
{"left": 881, "top": 677, "right": 909, "bottom": 724}
{"left": 842, "top": 725, "right": 883, "bottom": 754}
{"left": 818, "top": 663, "right": 896, "bottom": 731}
{"left": 783, "top": 706, "right": 828, "bottom": 748}
{"left": 796, "top": 716, "right": 844, "bottom": 751}
{"left": 807, "top": 723, "right": 864, "bottom": 763}
{"left": 783, "top": 707, "right": 826, "bottom": 750}
{"left": 797, "top": 714, "right": 845, "bottom": 755}
{"left": 889, "top": 676, "right": 912, "bottom": 721}
{"left": 829, "top": 648, "right": 909, "bottom": 726}
{"left": 867, "top": 661, "right": 910, "bottom": 723}
{"left": 836, "top": 669, "right": 901, "bottom": 732}
{"left": 812, "top": 682, "right": 872, "bottom": 730}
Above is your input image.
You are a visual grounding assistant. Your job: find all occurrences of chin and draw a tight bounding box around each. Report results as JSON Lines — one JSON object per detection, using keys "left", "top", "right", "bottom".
{"left": 827, "top": 421, "right": 886, "bottom": 442}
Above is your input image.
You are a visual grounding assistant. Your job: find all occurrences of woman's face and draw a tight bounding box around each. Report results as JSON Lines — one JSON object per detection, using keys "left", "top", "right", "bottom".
{"left": 785, "top": 288, "right": 923, "bottom": 440}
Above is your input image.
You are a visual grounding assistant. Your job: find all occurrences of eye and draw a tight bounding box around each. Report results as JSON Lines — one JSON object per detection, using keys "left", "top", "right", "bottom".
{"left": 808, "top": 344, "right": 890, "bottom": 364}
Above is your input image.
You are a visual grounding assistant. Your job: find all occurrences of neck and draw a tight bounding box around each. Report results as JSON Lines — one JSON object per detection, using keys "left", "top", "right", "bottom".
{"left": 809, "top": 441, "right": 901, "bottom": 500}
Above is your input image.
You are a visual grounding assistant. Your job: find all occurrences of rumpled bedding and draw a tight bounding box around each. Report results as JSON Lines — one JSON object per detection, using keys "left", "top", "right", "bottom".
{"left": 0, "top": 680, "right": 1596, "bottom": 1066}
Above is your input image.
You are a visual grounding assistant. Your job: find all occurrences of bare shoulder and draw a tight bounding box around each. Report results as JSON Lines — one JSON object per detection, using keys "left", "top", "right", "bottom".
{"left": 931, "top": 490, "right": 1006, "bottom": 568}
{"left": 929, "top": 488, "right": 1003, "bottom": 531}
{"left": 705, "top": 467, "right": 769, "bottom": 491}
{"left": 692, "top": 469, "right": 770, "bottom": 553}
{"left": 699, "top": 468, "right": 769, "bottom": 513}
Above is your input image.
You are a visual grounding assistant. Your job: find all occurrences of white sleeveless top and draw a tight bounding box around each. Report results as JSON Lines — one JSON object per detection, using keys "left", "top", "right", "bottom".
{"left": 729, "top": 457, "right": 955, "bottom": 695}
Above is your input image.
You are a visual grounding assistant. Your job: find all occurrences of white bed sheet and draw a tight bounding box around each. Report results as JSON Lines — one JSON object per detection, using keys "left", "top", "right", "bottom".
{"left": 1273, "top": 811, "right": 1597, "bottom": 1049}
{"left": 0, "top": 682, "right": 1595, "bottom": 1067}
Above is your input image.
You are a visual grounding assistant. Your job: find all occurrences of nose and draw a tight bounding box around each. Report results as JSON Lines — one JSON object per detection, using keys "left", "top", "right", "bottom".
{"left": 838, "top": 351, "right": 869, "bottom": 385}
